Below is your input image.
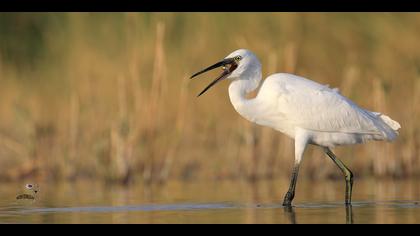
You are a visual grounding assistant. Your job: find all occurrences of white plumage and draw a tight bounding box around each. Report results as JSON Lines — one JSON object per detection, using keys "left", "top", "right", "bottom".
{"left": 240, "top": 72, "right": 400, "bottom": 148}
{"left": 191, "top": 48, "right": 401, "bottom": 205}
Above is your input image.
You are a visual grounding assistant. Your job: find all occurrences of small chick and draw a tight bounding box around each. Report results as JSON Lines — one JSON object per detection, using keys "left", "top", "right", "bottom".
{"left": 16, "top": 184, "right": 39, "bottom": 200}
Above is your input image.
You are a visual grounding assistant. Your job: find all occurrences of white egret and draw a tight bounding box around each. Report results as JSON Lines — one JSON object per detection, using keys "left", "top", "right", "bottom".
{"left": 190, "top": 49, "right": 401, "bottom": 206}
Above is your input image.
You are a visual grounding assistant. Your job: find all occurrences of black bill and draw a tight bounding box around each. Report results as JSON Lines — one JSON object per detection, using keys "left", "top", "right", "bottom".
{"left": 190, "top": 58, "right": 237, "bottom": 97}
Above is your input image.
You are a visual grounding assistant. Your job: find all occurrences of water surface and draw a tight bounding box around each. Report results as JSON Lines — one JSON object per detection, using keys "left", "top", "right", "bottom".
{"left": 1, "top": 178, "right": 420, "bottom": 223}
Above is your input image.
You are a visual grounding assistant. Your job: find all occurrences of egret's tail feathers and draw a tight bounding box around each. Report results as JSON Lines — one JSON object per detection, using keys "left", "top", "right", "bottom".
{"left": 378, "top": 114, "right": 401, "bottom": 131}
{"left": 371, "top": 112, "right": 401, "bottom": 140}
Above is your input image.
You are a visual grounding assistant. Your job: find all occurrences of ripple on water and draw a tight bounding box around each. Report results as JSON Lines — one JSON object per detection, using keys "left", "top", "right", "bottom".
{"left": 17, "top": 202, "right": 239, "bottom": 214}
{"left": 10, "top": 200, "right": 420, "bottom": 215}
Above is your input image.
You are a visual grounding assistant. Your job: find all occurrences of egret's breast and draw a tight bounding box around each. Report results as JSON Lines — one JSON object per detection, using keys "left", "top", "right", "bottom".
{"left": 233, "top": 96, "right": 296, "bottom": 139}
{"left": 253, "top": 113, "right": 297, "bottom": 139}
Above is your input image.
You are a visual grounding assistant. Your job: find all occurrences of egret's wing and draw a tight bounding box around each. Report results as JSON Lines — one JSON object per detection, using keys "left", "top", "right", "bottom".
{"left": 259, "top": 73, "right": 384, "bottom": 135}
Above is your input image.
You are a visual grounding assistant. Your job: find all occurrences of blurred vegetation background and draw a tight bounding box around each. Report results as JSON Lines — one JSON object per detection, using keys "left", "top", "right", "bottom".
{"left": 0, "top": 13, "right": 419, "bottom": 184}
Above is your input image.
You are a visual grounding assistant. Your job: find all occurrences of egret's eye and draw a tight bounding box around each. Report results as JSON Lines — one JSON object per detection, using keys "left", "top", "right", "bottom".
{"left": 234, "top": 56, "right": 242, "bottom": 62}
{"left": 26, "top": 184, "right": 33, "bottom": 189}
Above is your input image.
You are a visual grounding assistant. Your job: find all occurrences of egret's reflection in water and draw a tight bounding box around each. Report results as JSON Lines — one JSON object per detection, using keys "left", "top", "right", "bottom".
{"left": 283, "top": 204, "right": 353, "bottom": 224}
{"left": 346, "top": 205, "right": 354, "bottom": 224}
{"left": 284, "top": 206, "right": 297, "bottom": 224}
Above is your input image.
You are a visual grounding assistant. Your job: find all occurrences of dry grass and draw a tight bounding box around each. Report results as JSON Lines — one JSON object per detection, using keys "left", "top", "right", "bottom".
{"left": 0, "top": 13, "right": 419, "bottom": 183}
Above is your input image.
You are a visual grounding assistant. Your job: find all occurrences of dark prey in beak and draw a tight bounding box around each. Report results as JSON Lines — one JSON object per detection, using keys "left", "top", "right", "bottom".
{"left": 190, "top": 58, "right": 237, "bottom": 97}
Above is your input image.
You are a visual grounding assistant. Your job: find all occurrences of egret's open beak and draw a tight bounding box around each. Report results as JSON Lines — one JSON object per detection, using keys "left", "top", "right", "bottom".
{"left": 190, "top": 58, "right": 237, "bottom": 97}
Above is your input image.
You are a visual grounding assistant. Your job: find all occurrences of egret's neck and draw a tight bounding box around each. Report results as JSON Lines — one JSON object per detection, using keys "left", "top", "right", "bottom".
{"left": 228, "top": 72, "right": 261, "bottom": 116}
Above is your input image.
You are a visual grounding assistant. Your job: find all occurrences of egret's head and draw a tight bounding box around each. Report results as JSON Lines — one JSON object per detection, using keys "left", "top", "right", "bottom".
{"left": 190, "top": 49, "right": 260, "bottom": 97}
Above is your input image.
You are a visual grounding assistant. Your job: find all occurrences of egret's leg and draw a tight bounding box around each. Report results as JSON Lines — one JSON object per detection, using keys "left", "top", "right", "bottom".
{"left": 324, "top": 147, "right": 354, "bottom": 205}
{"left": 282, "top": 163, "right": 300, "bottom": 206}
{"left": 282, "top": 130, "right": 308, "bottom": 206}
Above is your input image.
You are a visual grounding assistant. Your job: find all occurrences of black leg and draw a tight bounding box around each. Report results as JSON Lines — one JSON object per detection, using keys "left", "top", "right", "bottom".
{"left": 283, "top": 131, "right": 308, "bottom": 206}
{"left": 282, "top": 164, "right": 300, "bottom": 206}
{"left": 324, "top": 147, "right": 354, "bottom": 205}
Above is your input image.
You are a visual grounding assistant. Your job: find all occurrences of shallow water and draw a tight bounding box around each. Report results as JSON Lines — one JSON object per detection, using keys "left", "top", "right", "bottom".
{"left": 1, "top": 178, "right": 420, "bottom": 223}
